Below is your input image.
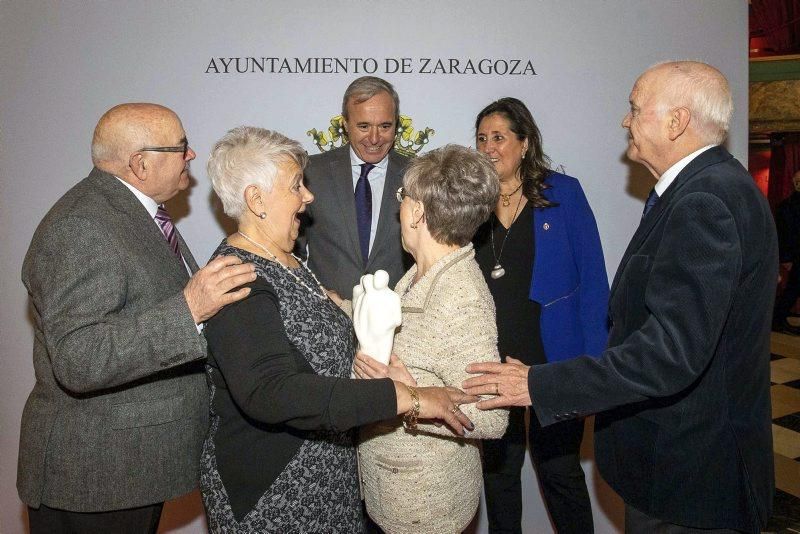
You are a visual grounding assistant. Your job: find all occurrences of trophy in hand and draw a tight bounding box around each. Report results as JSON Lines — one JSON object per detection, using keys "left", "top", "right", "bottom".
{"left": 351, "top": 270, "right": 402, "bottom": 376}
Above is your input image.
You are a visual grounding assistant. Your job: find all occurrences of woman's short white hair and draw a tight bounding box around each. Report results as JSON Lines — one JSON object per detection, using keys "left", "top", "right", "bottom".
{"left": 208, "top": 126, "right": 308, "bottom": 219}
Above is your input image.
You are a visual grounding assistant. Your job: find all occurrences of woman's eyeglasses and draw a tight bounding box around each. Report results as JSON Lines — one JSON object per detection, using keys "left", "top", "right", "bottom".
{"left": 395, "top": 186, "right": 411, "bottom": 203}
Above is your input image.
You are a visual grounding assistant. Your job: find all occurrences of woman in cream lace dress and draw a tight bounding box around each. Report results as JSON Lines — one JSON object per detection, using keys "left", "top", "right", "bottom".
{"left": 353, "top": 145, "right": 509, "bottom": 534}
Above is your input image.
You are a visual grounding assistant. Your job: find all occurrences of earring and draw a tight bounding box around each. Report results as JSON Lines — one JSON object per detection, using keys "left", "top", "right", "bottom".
{"left": 410, "top": 221, "right": 417, "bottom": 229}
{"left": 259, "top": 212, "right": 267, "bottom": 219}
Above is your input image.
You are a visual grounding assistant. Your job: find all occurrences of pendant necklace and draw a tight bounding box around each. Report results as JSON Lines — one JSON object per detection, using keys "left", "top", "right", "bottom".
{"left": 499, "top": 181, "right": 523, "bottom": 207}
{"left": 237, "top": 231, "right": 327, "bottom": 299}
{"left": 490, "top": 190, "right": 525, "bottom": 279}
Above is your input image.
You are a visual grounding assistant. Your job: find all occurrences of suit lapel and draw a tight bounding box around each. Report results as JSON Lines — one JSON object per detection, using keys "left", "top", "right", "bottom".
{"left": 369, "top": 150, "right": 403, "bottom": 267}
{"left": 329, "top": 148, "right": 364, "bottom": 264}
{"left": 176, "top": 229, "right": 200, "bottom": 274}
{"left": 610, "top": 146, "right": 733, "bottom": 297}
{"left": 89, "top": 168, "right": 191, "bottom": 286}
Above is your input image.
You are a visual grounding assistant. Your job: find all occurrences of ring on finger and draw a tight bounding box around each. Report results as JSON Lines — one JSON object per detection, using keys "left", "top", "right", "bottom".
{"left": 449, "top": 406, "right": 459, "bottom": 414}
{"left": 494, "top": 383, "right": 499, "bottom": 395}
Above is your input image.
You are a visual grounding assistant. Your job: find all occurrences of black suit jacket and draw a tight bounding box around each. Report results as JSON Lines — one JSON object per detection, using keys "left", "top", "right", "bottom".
{"left": 530, "top": 147, "right": 776, "bottom": 532}
{"left": 775, "top": 191, "right": 800, "bottom": 263}
{"left": 301, "top": 146, "right": 411, "bottom": 299}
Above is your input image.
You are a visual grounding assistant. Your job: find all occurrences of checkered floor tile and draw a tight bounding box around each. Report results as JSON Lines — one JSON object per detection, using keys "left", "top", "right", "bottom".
{"left": 767, "top": 332, "right": 800, "bottom": 532}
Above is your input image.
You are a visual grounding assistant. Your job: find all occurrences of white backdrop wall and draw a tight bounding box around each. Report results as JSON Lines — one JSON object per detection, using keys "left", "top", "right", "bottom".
{"left": 0, "top": 2, "right": 748, "bottom": 533}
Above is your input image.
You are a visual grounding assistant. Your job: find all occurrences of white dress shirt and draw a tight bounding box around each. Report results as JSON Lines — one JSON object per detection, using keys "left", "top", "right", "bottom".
{"left": 654, "top": 145, "right": 715, "bottom": 196}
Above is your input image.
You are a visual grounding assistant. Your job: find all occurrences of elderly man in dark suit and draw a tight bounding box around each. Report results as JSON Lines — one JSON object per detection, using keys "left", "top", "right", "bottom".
{"left": 465, "top": 61, "right": 776, "bottom": 533}
{"left": 301, "top": 76, "right": 411, "bottom": 299}
{"left": 18, "top": 103, "right": 256, "bottom": 533}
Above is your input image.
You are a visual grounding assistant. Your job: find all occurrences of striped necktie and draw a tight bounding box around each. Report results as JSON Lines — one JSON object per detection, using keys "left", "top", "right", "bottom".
{"left": 154, "top": 205, "right": 183, "bottom": 260}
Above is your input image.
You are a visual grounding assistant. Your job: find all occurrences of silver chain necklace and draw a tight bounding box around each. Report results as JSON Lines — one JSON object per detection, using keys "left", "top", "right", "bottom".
{"left": 237, "top": 231, "right": 327, "bottom": 299}
{"left": 489, "top": 190, "right": 525, "bottom": 279}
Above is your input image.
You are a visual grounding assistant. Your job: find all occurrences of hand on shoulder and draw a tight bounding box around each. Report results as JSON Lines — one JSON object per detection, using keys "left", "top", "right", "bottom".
{"left": 183, "top": 255, "right": 256, "bottom": 324}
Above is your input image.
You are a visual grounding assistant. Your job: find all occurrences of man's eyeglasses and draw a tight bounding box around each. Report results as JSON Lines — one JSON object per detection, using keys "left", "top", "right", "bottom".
{"left": 140, "top": 140, "right": 189, "bottom": 159}
{"left": 396, "top": 186, "right": 411, "bottom": 203}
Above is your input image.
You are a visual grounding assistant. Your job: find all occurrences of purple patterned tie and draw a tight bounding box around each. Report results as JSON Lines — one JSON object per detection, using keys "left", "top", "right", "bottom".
{"left": 154, "top": 205, "right": 182, "bottom": 260}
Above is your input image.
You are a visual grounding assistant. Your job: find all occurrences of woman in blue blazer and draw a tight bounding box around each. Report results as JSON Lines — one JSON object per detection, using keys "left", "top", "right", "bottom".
{"left": 473, "top": 97, "right": 609, "bottom": 534}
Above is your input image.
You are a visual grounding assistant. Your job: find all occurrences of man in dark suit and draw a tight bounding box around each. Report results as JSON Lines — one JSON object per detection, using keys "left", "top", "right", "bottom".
{"left": 464, "top": 61, "right": 775, "bottom": 533}
{"left": 301, "top": 76, "right": 411, "bottom": 299}
{"left": 773, "top": 170, "right": 800, "bottom": 334}
{"left": 19, "top": 103, "right": 256, "bottom": 533}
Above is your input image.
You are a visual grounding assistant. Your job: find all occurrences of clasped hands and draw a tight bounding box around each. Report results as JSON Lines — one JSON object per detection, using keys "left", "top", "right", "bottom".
{"left": 354, "top": 352, "right": 477, "bottom": 436}
{"left": 354, "top": 351, "right": 533, "bottom": 435}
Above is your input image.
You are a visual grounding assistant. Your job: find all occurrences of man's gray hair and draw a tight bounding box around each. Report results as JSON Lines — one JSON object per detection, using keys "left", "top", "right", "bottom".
{"left": 208, "top": 126, "right": 308, "bottom": 219}
{"left": 656, "top": 61, "right": 732, "bottom": 145}
{"left": 341, "top": 76, "right": 400, "bottom": 124}
{"left": 403, "top": 144, "right": 499, "bottom": 246}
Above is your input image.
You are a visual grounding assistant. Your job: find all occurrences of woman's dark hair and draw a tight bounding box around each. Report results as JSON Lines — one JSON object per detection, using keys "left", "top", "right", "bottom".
{"left": 475, "top": 97, "right": 554, "bottom": 208}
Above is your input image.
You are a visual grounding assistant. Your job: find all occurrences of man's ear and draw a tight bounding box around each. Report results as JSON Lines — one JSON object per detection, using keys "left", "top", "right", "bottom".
{"left": 129, "top": 152, "right": 146, "bottom": 181}
{"left": 667, "top": 106, "right": 691, "bottom": 141}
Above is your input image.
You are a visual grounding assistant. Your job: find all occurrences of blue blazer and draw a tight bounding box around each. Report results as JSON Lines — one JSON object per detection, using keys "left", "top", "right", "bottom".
{"left": 529, "top": 173, "right": 609, "bottom": 362}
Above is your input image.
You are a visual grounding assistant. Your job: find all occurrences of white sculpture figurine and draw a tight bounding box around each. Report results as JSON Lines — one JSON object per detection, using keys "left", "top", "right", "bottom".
{"left": 351, "top": 270, "right": 402, "bottom": 374}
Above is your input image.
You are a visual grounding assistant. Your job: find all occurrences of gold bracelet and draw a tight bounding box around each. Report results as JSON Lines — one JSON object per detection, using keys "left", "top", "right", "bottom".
{"left": 402, "top": 384, "right": 420, "bottom": 431}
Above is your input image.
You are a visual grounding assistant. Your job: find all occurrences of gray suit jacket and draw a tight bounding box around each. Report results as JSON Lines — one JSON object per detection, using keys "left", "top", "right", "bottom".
{"left": 18, "top": 168, "right": 209, "bottom": 512}
{"left": 302, "top": 146, "right": 412, "bottom": 298}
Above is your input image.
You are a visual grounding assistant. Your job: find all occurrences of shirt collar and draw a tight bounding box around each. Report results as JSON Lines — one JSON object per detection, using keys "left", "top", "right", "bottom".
{"left": 115, "top": 176, "right": 159, "bottom": 218}
{"left": 349, "top": 146, "right": 390, "bottom": 172}
{"left": 654, "top": 145, "right": 715, "bottom": 197}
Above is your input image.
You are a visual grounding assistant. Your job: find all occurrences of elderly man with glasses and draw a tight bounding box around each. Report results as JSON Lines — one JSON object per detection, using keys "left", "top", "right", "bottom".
{"left": 18, "top": 103, "right": 256, "bottom": 534}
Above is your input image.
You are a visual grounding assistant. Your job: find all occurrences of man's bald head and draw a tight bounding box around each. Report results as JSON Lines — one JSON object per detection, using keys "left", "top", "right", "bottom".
{"left": 642, "top": 61, "right": 732, "bottom": 145}
{"left": 91, "top": 103, "right": 180, "bottom": 174}
{"left": 91, "top": 103, "right": 194, "bottom": 204}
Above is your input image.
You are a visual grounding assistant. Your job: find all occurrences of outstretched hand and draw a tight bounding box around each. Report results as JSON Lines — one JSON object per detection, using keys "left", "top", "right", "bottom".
{"left": 462, "top": 356, "right": 532, "bottom": 409}
{"left": 184, "top": 255, "right": 256, "bottom": 324}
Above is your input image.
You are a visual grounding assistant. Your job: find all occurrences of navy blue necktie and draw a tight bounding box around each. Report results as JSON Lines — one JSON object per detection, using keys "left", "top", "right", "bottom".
{"left": 642, "top": 189, "right": 659, "bottom": 220}
{"left": 355, "top": 163, "right": 375, "bottom": 264}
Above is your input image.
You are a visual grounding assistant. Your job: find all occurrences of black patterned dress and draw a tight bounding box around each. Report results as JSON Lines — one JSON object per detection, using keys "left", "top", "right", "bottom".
{"left": 200, "top": 242, "right": 396, "bottom": 533}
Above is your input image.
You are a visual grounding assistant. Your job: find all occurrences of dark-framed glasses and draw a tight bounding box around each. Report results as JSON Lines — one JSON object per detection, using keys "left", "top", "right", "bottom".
{"left": 396, "top": 186, "right": 411, "bottom": 203}
{"left": 140, "top": 140, "right": 189, "bottom": 158}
